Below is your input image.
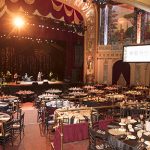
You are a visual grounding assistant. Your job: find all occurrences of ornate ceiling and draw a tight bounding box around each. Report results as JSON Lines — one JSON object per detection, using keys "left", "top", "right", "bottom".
{"left": 58, "top": 0, "right": 150, "bottom": 23}
{"left": 58, "top": 0, "right": 96, "bottom": 25}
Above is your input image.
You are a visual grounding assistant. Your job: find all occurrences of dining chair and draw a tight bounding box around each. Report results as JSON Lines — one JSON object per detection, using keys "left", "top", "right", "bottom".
{"left": 44, "top": 110, "right": 55, "bottom": 133}
{"left": 63, "top": 117, "right": 69, "bottom": 124}
{"left": 79, "top": 119, "right": 86, "bottom": 123}
{"left": 15, "top": 108, "right": 22, "bottom": 120}
{"left": 91, "top": 113, "right": 99, "bottom": 126}
{"left": 0, "top": 119, "right": 14, "bottom": 150}
{"left": 99, "top": 120, "right": 112, "bottom": 131}
{"left": 88, "top": 127, "right": 115, "bottom": 150}
{"left": 145, "top": 104, "right": 150, "bottom": 119}
{"left": 12, "top": 112, "right": 25, "bottom": 140}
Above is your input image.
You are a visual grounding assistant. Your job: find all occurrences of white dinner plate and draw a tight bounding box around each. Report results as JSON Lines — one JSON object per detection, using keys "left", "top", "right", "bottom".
{"left": 145, "top": 141, "right": 150, "bottom": 146}
{"left": 127, "top": 135, "right": 136, "bottom": 139}
{"left": 119, "top": 122, "right": 126, "bottom": 126}
{"left": 144, "top": 132, "right": 150, "bottom": 136}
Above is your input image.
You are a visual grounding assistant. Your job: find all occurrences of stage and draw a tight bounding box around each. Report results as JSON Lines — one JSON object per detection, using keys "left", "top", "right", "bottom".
{"left": 2, "top": 80, "right": 64, "bottom": 86}
{"left": 19, "top": 80, "right": 63, "bottom": 85}
{"left": 0, "top": 80, "right": 83, "bottom": 95}
{"left": 0, "top": 80, "right": 67, "bottom": 95}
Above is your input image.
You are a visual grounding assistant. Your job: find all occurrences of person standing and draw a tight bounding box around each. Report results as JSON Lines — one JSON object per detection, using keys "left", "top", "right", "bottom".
{"left": 37, "top": 72, "right": 42, "bottom": 81}
{"left": 14, "top": 73, "right": 19, "bottom": 84}
{"left": 6, "top": 70, "right": 12, "bottom": 82}
{"left": 24, "top": 73, "right": 28, "bottom": 81}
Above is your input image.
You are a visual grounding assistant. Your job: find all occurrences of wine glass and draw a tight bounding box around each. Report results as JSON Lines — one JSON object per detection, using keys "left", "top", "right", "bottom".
{"left": 125, "top": 131, "right": 130, "bottom": 140}
{"left": 140, "top": 114, "right": 144, "bottom": 120}
{"left": 137, "top": 131, "right": 143, "bottom": 142}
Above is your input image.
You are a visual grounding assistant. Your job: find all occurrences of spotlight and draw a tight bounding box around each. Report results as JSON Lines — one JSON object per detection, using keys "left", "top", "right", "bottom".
{"left": 13, "top": 16, "right": 25, "bottom": 28}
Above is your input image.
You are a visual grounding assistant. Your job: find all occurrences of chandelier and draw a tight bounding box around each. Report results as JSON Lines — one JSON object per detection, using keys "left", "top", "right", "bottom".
{"left": 92, "top": 0, "right": 108, "bottom": 5}
{"left": 83, "top": 0, "right": 109, "bottom": 5}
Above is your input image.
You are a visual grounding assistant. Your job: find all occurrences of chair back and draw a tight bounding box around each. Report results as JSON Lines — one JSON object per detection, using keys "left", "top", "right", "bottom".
{"left": 89, "top": 127, "right": 96, "bottom": 150}
{"left": 63, "top": 118, "right": 69, "bottom": 124}
{"left": 16, "top": 109, "right": 22, "bottom": 119}
{"left": 2, "top": 119, "right": 13, "bottom": 136}
{"left": 20, "top": 113, "right": 25, "bottom": 128}
{"left": 46, "top": 107, "right": 57, "bottom": 115}
{"left": 99, "top": 120, "right": 112, "bottom": 131}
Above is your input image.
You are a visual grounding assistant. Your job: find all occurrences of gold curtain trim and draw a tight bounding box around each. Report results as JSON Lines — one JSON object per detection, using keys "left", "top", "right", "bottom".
{"left": 0, "top": 6, "right": 14, "bottom": 18}
{"left": 0, "top": 0, "right": 5, "bottom": 9}
{"left": 64, "top": 5, "right": 73, "bottom": 17}
{"left": 0, "top": 5, "right": 6, "bottom": 17}
{"left": 10, "top": 0, "right": 19, "bottom": 3}
{"left": 52, "top": 0, "right": 63, "bottom": 12}
{"left": 24, "top": 0, "right": 35, "bottom": 5}
{"left": 74, "top": 10, "right": 80, "bottom": 24}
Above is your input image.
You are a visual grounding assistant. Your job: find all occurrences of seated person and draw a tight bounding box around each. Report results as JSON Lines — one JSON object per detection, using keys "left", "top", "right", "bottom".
{"left": 22, "top": 73, "right": 28, "bottom": 81}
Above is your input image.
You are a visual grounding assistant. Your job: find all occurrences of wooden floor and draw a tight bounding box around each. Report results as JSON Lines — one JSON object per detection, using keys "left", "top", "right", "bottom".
{"left": 0, "top": 102, "right": 89, "bottom": 150}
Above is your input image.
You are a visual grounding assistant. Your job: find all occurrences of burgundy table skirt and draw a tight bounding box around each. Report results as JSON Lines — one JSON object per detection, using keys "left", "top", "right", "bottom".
{"left": 54, "top": 122, "right": 89, "bottom": 150}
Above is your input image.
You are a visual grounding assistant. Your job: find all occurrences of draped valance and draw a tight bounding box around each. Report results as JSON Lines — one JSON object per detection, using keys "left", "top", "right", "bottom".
{"left": 0, "top": 0, "right": 83, "bottom": 24}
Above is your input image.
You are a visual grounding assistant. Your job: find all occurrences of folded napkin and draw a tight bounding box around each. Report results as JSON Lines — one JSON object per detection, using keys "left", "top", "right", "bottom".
{"left": 97, "top": 130, "right": 105, "bottom": 135}
{"left": 108, "top": 125, "right": 120, "bottom": 128}
{"left": 129, "top": 128, "right": 134, "bottom": 132}
{"left": 144, "top": 132, "right": 150, "bottom": 136}
{"left": 96, "top": 144, "right": 104, "bottom": 149}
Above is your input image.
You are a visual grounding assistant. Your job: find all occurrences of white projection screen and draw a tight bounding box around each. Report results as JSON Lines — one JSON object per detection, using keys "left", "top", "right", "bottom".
{"left": 123, "top": 45, "right": 150, "bottom": 62}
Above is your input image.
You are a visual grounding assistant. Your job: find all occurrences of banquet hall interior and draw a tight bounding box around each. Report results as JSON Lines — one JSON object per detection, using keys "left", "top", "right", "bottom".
{"left": 0, "top": 0, "right": 150, "bottom": 150}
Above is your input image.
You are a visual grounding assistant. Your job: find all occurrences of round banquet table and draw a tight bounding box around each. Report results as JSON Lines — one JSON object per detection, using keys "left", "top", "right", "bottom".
{"left": 0, "top": 102, "right": 9, "bottom": 112}
{"left": 95, "top": 119, "right": 150, "bottom": 150}
{"left": 0, "top": 112, "right": 11, "bottom": 122}
{"left": 16, "top": 90, "right": 35, "bottom": 102}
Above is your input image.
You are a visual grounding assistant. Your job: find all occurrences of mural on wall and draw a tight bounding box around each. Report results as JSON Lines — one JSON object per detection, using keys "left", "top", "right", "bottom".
{"left": 145, "top": 12, "right": 150, "bottom": 40}
{"left": 110, "top": 4, "right": 150, "bottom": 45}
{"left": 110, "top": 4, "right": 134, "bottom": 44}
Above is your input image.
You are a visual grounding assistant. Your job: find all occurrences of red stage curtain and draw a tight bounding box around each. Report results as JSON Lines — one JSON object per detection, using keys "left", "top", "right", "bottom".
{"left": 5, "top": 0, "right": 83, "bottom": 24}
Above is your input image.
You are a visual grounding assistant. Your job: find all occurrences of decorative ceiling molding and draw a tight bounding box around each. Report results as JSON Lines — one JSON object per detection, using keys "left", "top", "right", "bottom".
{"left": 58, "top": 0, "right": 96, "bottom": 25}
{"left": 113, "top": 0, "right": 150, "bottom": 12}
{"left": 0, "top": 0, "right": 5, "bottom": 9}
{"left": 24, "top": 0, "right": 35, "bottom": 5}
{"left": 10, "top": 0, "right": 19, "bottom": 3}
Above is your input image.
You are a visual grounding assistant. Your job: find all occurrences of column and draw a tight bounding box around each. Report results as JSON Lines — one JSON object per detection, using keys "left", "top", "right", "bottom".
{"left": 107, "top": 59, "right": 112, "bottom": 84}
{"left": 99, "top": 7, "right": 105, "bottom": 45}
{"left": 135, "top": 8, "right": 145, "bottom": 44}
{"left": 130, "top": 63, "right": 136, "bottom": 85}
{"left": 97, "top": 58, "right": 104, "bottom": 83}
{"left": 104, "top": 5, "right": 109, "bottom": 45}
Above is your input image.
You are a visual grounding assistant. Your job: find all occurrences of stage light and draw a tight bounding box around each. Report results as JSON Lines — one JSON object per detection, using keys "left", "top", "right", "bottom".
{"left": 13, "top": 16, "right": 25, "bottom": 28}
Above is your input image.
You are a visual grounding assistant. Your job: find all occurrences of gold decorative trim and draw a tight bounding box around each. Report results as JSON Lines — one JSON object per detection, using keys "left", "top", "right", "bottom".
{"left": 10, "top": 0, "right": 19, "bottom": 3}
{"left": 74, "top": 10, "right": 80, "bottom": 24}
{"left": 0, "top": 0, "right": 5, "bottom": 9}
{"left": 24, "top": 0, "right": 35, "bottom": 5}
{"left": 52, "top": 0, "right": 63, "bottom": 12}
{"left": 64, "top": 5, "right": 73, "bottom": 17}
